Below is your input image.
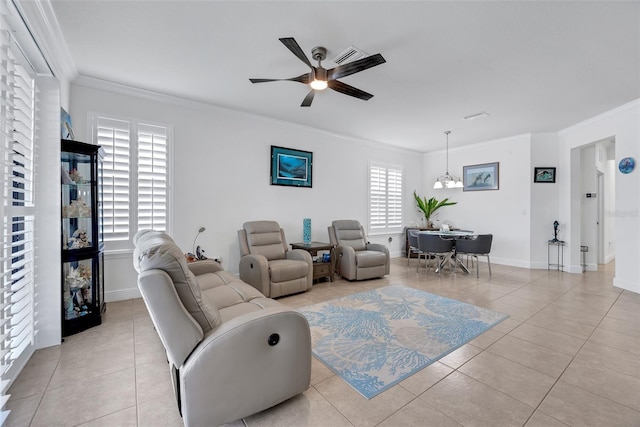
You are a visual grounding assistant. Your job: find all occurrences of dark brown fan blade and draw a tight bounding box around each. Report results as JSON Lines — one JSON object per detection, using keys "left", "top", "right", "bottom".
{"left": 301, "top": 90, "right": 315, "bottom": 107}
{"left": 279, "top": 37, "right": 312, "bottom": 68}
{"left": 328, "top": 80, "right": 374, "bottom": 101}
{"left": 249, "top": 73, "right": 311, "bottom": 84}
{"left": 327, "top": 53, "right": 386, "bottom": 81}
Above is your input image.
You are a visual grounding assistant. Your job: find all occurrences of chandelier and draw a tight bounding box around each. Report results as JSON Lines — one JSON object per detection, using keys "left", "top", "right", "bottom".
{"left": 433, "top": 131, "right": 463, "bottom": 189}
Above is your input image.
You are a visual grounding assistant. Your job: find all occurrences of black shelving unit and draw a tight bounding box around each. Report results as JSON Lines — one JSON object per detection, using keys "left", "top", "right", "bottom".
{"left": 61, "top": 139, "right": 106, "bottom": 336}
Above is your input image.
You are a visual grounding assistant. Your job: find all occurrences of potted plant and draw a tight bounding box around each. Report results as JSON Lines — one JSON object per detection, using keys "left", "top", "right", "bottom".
{"left": 413, "top": 191, "right": 457, "bottom": 228}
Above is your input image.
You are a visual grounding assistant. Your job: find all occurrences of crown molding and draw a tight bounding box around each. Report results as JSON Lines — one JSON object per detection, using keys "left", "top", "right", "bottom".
{"left": 559, "top": 98, "right": 640, "bottom": 136}
{"left": 12, "top": 0, "right": 77, "bottom": 81}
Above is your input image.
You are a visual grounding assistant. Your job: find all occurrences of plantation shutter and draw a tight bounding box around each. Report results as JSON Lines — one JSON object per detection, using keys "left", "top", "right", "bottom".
{"left": 91, "top": 114, "right": 170, "bottom": 250}
{"left": 95, "top": 117, "right": 131, "bottom": 245}
{"left": 369, "top": 163, "right": 403, "bottom": 233}
{"left": 369, "top": 165, "right": 387, "bottom": 231}
{"left": 387, "top": 167, "right": 403, "bottom": 231}
{"left": 137, "top": 124, "right": 167, "bottom": 232}
{"left": 0, "top": 16, "right": 36, "bottom": 424}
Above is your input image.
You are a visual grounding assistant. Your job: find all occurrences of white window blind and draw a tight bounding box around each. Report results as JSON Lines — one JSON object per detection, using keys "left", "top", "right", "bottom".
{"left": 0, "top": 16, "right": 36, "bottom": 424}
{"left": 369, "top": 163, "right": 403, "bottom": 233}
{"left": 137, "top": 124, "right": 167, "bottom": 232}
{"left": 96, "top": 117, "right": 130, "bottom": 243}
{"left": 92, "top": 115, "right": 170, "bottom": 251}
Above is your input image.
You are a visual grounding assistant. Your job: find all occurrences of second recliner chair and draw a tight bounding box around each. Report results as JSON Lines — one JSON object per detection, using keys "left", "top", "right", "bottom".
{"left": 238, "top": 220, "right": 313, "bottom": 298}
{"left": 328, "top": 219, "right": 390, "bottom": 281}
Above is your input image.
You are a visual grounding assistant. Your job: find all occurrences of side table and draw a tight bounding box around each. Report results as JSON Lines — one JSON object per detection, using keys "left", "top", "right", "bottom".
{"left": 290, "top": 241, "right": 335, "bottom": 283}
{"left": 548, "top": 240, "right": 566, "bottom": 271}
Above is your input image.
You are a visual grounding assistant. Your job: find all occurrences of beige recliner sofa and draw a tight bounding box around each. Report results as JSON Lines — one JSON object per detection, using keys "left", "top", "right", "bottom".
{"left": 133, "top": 230, "right": 311, "bottom": 427}
{"left": 328, "top": 219, "right": 390, "bottom": 281}
{"left": 238, "top": 220, "right": 313, "bottom": 298}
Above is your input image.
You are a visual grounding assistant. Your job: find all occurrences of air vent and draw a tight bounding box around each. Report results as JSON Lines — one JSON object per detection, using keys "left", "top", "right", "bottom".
{"left": 330, "top": 46, "right": 368, "bottom": 65}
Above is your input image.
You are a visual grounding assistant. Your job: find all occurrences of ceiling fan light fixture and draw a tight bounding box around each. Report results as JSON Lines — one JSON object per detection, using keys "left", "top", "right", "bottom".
{"left": 310, "top": 66, "right": 328, "bottom": 90}
{"left": 310, "top": 79, "right": 328, "bottom": 90}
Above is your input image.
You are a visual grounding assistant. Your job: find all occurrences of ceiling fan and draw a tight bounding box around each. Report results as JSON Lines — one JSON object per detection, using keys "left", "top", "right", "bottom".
{"left": 250, "top": 37, "right": 386, "bottom": 107}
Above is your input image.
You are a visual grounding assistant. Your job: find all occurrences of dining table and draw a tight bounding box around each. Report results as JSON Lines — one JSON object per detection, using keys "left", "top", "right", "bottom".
{"left": 418, "top": 230, "right": 477, "bottom": 274}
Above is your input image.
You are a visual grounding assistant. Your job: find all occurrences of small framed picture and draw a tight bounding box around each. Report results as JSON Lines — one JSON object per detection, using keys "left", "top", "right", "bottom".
{"left": 534, "top": 167, "right": 556, "bottom": 183}
{"left": 463, "top": 162, "right": 499, "bottom": 191}
{"left": 270, "top": 145, "right": 313, "bottom": 188}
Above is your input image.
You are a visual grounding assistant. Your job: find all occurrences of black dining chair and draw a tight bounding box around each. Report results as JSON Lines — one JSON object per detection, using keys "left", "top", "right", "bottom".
{"left": 417, "top": 233, "right": 454, "bottom": 273}
{"left": 454, "top": 234, "right": 493, "bottom": 278}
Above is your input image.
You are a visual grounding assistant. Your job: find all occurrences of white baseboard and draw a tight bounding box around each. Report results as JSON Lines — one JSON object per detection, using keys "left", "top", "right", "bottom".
{"left": 105, "top": 287, "right": 141, "bottom": 303}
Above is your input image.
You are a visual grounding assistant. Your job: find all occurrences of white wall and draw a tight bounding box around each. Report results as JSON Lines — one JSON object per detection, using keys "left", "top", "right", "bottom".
{"left": 422, "top": 134, "right": 533, "bottom": 268}
{"left": 70, "top": 80, "right": 423, "bottom": 301}
{"left": 530, "top": 133, "right": 560, "bottom": 269}
{"left": 559, "top": 99, "right": 640, "bottom": 292}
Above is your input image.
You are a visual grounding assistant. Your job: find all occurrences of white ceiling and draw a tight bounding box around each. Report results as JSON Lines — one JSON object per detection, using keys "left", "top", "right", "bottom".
{"left": 49, "top": 1, "right": 640, "bottom": 152}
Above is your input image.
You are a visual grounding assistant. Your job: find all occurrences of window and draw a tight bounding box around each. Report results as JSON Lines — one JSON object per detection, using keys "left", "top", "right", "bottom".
{"left": 91, "top": 115, "right": 170, "bottom": 251}
{"left": 369, "top": 163, "right": 403, "bottom": 233}
{"left": 0, "top": 15, "right": 36, "bottom": 423}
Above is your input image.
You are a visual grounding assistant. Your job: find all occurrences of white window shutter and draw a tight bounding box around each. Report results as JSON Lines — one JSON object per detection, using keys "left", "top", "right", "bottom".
{"left": 0, "top": 15, "right": 36, "bottom": 423}
{"left": 95, "top": 117, "right": 131, "bottom": 243}
{"left": 137, "top": 124, "right": 167, "bottom": 232}
{"left": 91, "top": 115, "right": 170, "bottom": 250}
{"left": 369, "top": 163, "right": 403, "bottom": 233}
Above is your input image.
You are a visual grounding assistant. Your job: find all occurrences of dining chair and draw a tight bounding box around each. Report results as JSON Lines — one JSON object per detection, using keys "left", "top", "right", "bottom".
{"left": 417, "top": 233, "right": 454, "bottom": 273}
{"left": 454, "top": 234, "right": 493, "bottom": 278}
{"left": 407, "top": 230, "right": 420, "bottom": 265}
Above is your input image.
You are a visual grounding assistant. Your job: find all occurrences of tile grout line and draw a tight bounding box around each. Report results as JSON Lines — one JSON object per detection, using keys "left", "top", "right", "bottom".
{"left": 520, "top": 289, "right": 634, "bottom": 425}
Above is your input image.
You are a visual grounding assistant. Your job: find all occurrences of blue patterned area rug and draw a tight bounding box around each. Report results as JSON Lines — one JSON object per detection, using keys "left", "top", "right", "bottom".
{"left": 298, "top": 285, "right": 508, "bottom": 399}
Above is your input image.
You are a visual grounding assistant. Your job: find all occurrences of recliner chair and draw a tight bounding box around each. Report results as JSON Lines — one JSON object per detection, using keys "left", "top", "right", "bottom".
{"left": 133, "top": 230, "right": 311, "bottom": 427}
{"left": 328, "top": 219, "right": 390, "bottom": 281}
{"left": 238, "top": 220, "right": 313, "bottom": 298}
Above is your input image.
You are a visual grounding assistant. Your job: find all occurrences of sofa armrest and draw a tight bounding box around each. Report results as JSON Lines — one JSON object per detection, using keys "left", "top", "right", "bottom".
{"left": 286, "top": 248, "right": 312, "bottom": 264}
{"left": 286, "top": 249, "right": 313, "bottom": 290}
{"left": 366, "top": 243, "right": 390, "bottom": 274}
{"left": 187, "top": 259, "right": 224, "bottom": 276}
{"left": 138, "top": 269, "right": 203, "bottom": 368}
{"left": 334, "top": 245, "right": 357, "bottom": 280}
{"left": 366, "top": 243, "right": 389, "bottom": 256}
{"left": 238, "top": 254, "right": 270, "bottom": 296}
{"left": 180, "top": 307, "right": 311, "bottom": 427}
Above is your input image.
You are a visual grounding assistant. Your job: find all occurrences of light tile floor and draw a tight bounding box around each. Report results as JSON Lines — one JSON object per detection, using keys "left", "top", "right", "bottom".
{"left": 6, "top": 259, "right": 640, "bottom": 427}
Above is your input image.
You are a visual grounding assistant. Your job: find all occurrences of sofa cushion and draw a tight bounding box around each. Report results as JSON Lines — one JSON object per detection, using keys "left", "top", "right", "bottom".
{"left": 356, "top": 250, "right": 388, "bottom": 268}
{"left": 133, "top": 230, "right": 221, "bottom": 333}
{"left": 243, "top": 221, "right": 286, "bottom": 260}
{"left": 268, "top": 259, "right": 309, "bottom": 283}
{"left": 332, "top": 220, "right": 367, "bottom": 251}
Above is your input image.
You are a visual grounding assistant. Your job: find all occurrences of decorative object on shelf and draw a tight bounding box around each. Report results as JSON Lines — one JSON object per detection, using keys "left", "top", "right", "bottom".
{"left": 68, "top": 229, "right": 90, "bottom": 249}
{"left": 551, "top": 220, "right": 560, "bottom": 242}
{"left": 618, "top": 157, "right": 635, "bottom": 174}
{"left": 433, "top": 131, "right": 463, "bottom": 189}
{"left": 463, "top": 162, "right": 500, "bottom": 191}
{"left": 270, "top": 145, "right": 313, "bottom": 188}
{"left": 60, "top": 107, "right": 75, "bottom": 140}
{"left": 413, "top": 191, "right": 457, "bottom": 229}
{"left": 534, "top": 167, "right": 556, "bottom": 183}
{"left": 303, "top": 218, "right": 312, "bottom": 244}
{"left": 62, "top": 197, "right": 91, "bottom": 218}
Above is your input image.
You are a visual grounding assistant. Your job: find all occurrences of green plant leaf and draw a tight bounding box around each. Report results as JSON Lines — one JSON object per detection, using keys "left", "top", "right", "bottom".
{"left": 413, "top": 191, "right": 457, "bottom": 221}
